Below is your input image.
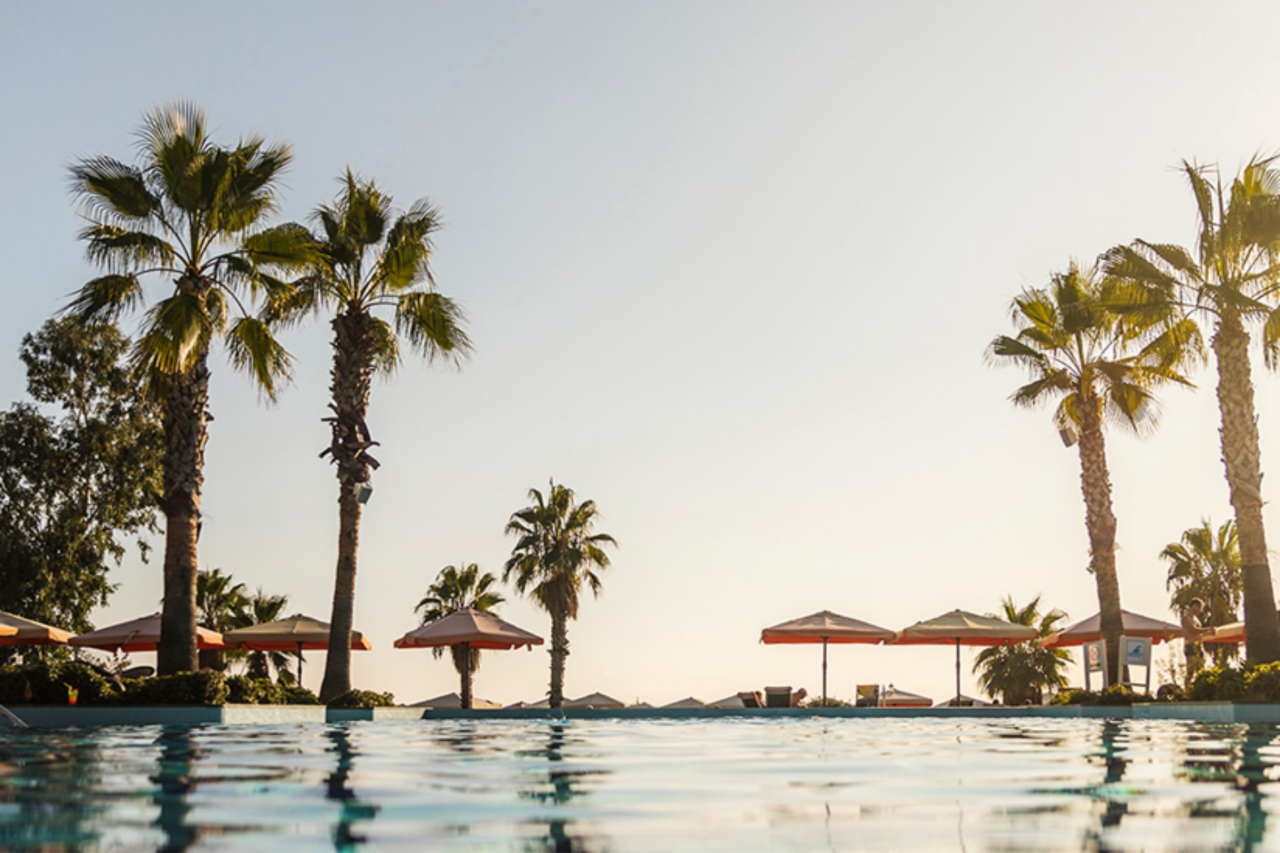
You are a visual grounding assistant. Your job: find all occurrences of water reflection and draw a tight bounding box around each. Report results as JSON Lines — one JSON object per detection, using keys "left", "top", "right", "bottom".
{"left": 518, "top": 722, "right": 610, "bottom": 853}
{"left": 326, "top": 725, "right": 379, "bottom": 852}
{"left": 1230, "top": 725, "right": 1272, "bottom": 852}
{"left": 0, "top": 730, "right": 107, "bottom": 851}
{"left": 151, "top": 726, "right": 199, "bottom": 852}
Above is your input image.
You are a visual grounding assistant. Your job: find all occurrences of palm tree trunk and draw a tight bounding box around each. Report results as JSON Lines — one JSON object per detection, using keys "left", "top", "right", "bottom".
{"left": 1213, "top": 314, "right": 1280, "bottom": 663}
{"left": 156, "top": 354, "right": 210, "bottom": 676}
{"left": 1076, "top": 395, "right": 1123, "bottom": 686}
{"left": 549, "top": 611, "right": 569, "bottom": 709}
{"left": 320, "top": 309, "right": 377, "bottom": 703}
{"left": 460, "top": 642, "right": 472, "bottom": 709}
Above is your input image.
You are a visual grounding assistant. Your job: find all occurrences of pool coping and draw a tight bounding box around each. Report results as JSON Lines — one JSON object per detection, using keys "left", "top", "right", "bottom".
{"left": 0, "top": 701, "right": 1276, "bottom": 727}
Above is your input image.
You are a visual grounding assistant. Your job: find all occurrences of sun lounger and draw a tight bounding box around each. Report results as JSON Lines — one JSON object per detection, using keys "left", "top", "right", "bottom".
{"left": 764, "top": 686, "right": 792, "bottom": 708}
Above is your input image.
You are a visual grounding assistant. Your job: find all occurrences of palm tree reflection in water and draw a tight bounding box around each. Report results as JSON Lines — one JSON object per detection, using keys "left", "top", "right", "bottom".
{"left": 151, "top": 727, "right": 198, "bottom": 852}
{"left": 519, "top": 723, "right": 610, "bottom": 853}
{"left": 326, "top": 726, "right": 379, "bottom": 852}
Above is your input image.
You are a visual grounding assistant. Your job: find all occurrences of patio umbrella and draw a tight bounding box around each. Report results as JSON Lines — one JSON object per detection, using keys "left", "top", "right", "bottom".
{"left": 1039, "top": 609, "right": 1182, "bottom": 648}
{"left": 69, "top": 612, "right": 226, "bottom": 653}
{"left": 394, "top": 608, "right": 543, "bottom": 709}
{"left": 761, "top": 610, "right": 895, "bottom": 704}
{"left": 0, "top": 611, "right": 69, "bottom": 646}
{"left": 1204, "top": 621, "right": 1243, "bottom": 643}
{"left": 878, "top": 686, "right": 931, "bottom": 707}
{"left": 893, "top": 609, "right": 1038, "bottom": 704}
{"left": 222, "top": 613, "right": 370, "bottom": 683}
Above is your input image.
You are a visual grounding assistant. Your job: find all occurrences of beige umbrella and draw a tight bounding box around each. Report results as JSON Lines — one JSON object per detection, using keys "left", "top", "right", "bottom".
{"left": 222, "top": 613, "right": 370, "bottom": 683}
{"left": 0, "top": 611, "right": 69, "bottom": 646}
{"left": 1040, "top": 609, "right": 1182, "bottom": 648}
{"left": 761, "top": 610, "right": 895, "bottom": 704}
{"left": 565, "top": 691, "right": 625, "bottom": 709}
{"left": 894, "top": 609, "right": 1038, "bottom": 703}
{"left": 1204, "top": 621, "right": 1243, "bottom": 643}
{"left": 879, "top": 686, "right": 932, "bottom": 707}
{"left": 394, "top": 608, "right": 543, "bottom": 709}
{"left": 411, "top": 692, "right": 502, "bottom": 710}
{"left": 70, "top": 612, "right": 226, "bottom": 653}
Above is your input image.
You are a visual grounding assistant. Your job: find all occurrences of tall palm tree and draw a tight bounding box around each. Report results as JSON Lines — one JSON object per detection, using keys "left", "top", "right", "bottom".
{"left": 1103, "top": 156, "right": 1280, "bottom": 663}
{"left": 195, "top": 567, "right": 248, "bottom": 671}
{"left": 973, "top": 596, "right": 1071, "bottom": 705}
{"left": 268, "top": 171, "right": 471, "bottom": 702}
{"left": 503, "top": 481, "right": 617, "bottom": 709}
{"left": 230, "top": 588, "right": 297, "bottom": 684}
{"left": 66, "top": 103, "right": 311, "bottom": 674}
{"left": 1163, "top": 519, "right": 1242, "bottom": 665}
{"left": 987, "top": 262, "right": 1198, "bottom": 683}
{"left": 415, "top": 562, "right": 505, "bottom": 709}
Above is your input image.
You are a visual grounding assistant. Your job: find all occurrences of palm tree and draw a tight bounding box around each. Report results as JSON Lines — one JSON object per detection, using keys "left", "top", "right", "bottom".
{"left": 973, "top": 596, "right": 1071, "bottom": 705}
{"left": 267, "top": 171, "right": 471, "bottom": 702}
{"left": 503, "top": 481, "right": 617, "bottom": 708}
{"left": 195, "top": 567, "right": 247, "bottom": 671}
{"left": 1163, "top": 519, "right": 1242, "bottom": 665}
{"left": 66, "top": 103, "right": 311, "bottom": 674}
{"left": 1103, "top": 156, "right": 1280, "bottom": 663}
{"left": 414, "top": 562, "right": 505, "bottom": 709}
{"left": 231, "top": 588, "right": 297, "bottom": 684}
{"left": 987, "top": 262, "right": 1198, "bottom": 683}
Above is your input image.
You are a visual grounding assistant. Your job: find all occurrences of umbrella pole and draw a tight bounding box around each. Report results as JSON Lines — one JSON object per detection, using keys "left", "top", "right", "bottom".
{"left": 298, "top": 642, "right": 304, "bottom": 687}
{"left": 822, "top": 637, "right": 828, "bottom": 705}
{"left": 954, "top": 638, "right": 961, "bottom": 704}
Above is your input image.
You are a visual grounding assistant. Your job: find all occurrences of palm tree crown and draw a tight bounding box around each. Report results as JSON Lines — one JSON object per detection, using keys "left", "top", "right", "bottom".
{"left": 504, "top": 481, "right": 617, "bottom": 708}
{"left": 1163, "top": 519, "right": 1242, "bottom": 665}
{"left": 415, "top": 562, "right": 505, "bottom": 665}
{"left": 973, "top": 596, "right": 1071, "bottom": 705}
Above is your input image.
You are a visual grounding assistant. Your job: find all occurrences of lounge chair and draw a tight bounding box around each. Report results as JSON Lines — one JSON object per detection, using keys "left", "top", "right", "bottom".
{"left": 736, "top": 690, "right": 764, "bottom": 708}
{"left": 764, "top": 686, "right": 792, "bottom": 708}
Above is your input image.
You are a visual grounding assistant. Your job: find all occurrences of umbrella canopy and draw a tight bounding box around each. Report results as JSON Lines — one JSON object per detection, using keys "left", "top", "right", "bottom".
{"left": 0, "top": 611, "right": 68, "bottom": 646}
{"left": 1205, "top": 621, "right": 1243, "bottom": 643}
{"left": 411, "top": 692, "right": 501, "bottom": 709}
{"left": 393, "top": 608, "right": 543, "bottom": 650}
{"left": 70, "top": 613, "right": 226, "bottom": 653}
{"left": 565, "top": 691, "right": 625, "bottom": 709}
{"left": 1040, "top": 609, "right": 1182, "bottom": 648}
{"left": 894, "top": 609, "right": 1038, "bottom": 702}
{"left": 222, "top": 613, "right": 371, "bottom": 651}
{"left": 761, "top": 610, "right": 894, "bottom": 704}
{"left": 879, "top": 686, "right": 932, "bottom": 707}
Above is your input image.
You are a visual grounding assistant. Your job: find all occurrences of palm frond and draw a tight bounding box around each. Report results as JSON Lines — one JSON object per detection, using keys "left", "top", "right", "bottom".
{"left": 395, "top": 292, "right": 472, "bottom": 365}
{"left": 132, "top": 291, "right": 213, "bottom": 376}
{"left": 225, "top": 316, "right": 293, "bottom": 401}
{"left": 69, "top": 156, "right": 161, "bottom": 222}
{"left": 63, "top": 274, "right": 144, "bottom": 322}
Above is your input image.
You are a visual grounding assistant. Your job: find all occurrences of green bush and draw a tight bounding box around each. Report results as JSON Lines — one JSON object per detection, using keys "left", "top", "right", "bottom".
{"left": 58, "top": 661, "right": 117, "bottom": 705}
{"left": 0, "top": 662, "right": 119, "bottom": 705}
{"left": 1098, "top": 685, "right": 1143, "bottom": 706}
{"left": 1155, "top": 683, "right": 1186, "bottom": 702}
{"left": 281, "top": 685, "right": 320, "bottom": 705}
{"left": 226, "top": 676, "right": 284, "bottom": 705}
{"left": 1189, "top": 665, "right": 1245, "bottom": 702}
{"left": 803, "top": 697, "right": 852, "bottom": 708}
{"left": 328, "top": 689, "right": 395, "bottom": 709}
{"left": 118, "top": 671, "right": 228, "bottom": 706}
{"left": 1050, "top": 688, "right": 1097, "bottom": 706}
{"left": 1244, "top": 662, "right": 1280, "bottom": 703}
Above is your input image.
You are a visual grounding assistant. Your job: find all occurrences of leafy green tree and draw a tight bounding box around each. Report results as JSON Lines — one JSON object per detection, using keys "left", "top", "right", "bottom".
{"left": 231, "top": 588, "right": 297, "bottom": 684}
{"left": 0, "top": 318, "right": 161, "bottom": 632}
{"left": 415, "top": 562, "right": 504, "bottom": 709}
{"left": 1163, "top": 519, "right": 1242, "bottom": 665}
{"left": 66, "top": 102, "right": 311, "bottom": 675}
{"left": 973, "top": 596, "right": 1071, "bottom": 705}
{"left": 267, "top": 171, "right": 471, "bottom": 702}
{"left": 1103, "top": 156, "right": 1280, "bottom": 662}
{"left": 504, "top": 481, "right": 617, "bottom": 708}
{"left": 195, "top": 567, "right": 248, "bottom": 671}
{"left": 987, "top": 262, "right": 1198, "bottom": 683}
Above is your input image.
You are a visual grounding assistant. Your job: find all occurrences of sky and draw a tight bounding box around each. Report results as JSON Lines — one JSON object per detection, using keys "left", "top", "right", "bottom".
{"left": 4, "top": 2, "right": 1280, "bottom": 706}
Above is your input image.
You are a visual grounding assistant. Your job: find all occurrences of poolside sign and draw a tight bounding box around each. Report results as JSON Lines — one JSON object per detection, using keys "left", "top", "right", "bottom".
{"left": 1082, "top": 639, "right": 1107, "bottom": 691}
{"left": 1122, "top": 635, "right": 1154, "bottom": 692}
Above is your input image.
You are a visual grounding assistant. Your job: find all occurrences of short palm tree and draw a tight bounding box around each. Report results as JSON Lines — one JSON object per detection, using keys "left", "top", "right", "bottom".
{"left": 268, "top": 171, "right": 471, "bottom": 702}
{"left": 1103, "top": 156, "right": 1280, "bottom": 662}
{"left": 504, "top": 481, "right": 617, "bottom": 709}
{"left": 195, "top": 568, "right": 248, "bottom": 671}
{"left": 973, "top": 596, "right": 1071, "bottom": 705}
{"left": 1163, "top": 519, "right": 1242, "bottom": 665}
{"left": 231, "top": 588, "right": 297, "bottom": 684}
{"left": 415, "top": 562, "right": 504, "bottom": 709}
{"left": 66, "top": 103, "right": 311, "bottom": 674}
{"left": 987, "top": 262, "right": 1198, "bottom": 683}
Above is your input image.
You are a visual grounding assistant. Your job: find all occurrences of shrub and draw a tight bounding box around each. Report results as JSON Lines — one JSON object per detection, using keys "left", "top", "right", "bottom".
{"left": 226, "top": 676, "right": 283, "bottom": 704}
{"left": 1189, "top": 665, "right": 1245, "bottom": 702}
{"left": 1244, "top": 663, "right": 1280, "bottom": 703}
{"left": 58, "top": 661, "right": 117, "bottom": 705}
{"left": 0, "top": 662, "right": 120, "bottom": 705}
{"left": 1155, "top": 683, "right": 1186, "bottom": 702}
{"left": 1050, "top": 688, "right": 1097, "bottom": 706}
{"left": 119, "top": 671, "right": 229, "bottom": 706}
{"left": 328, "top": 689, "right": 395, "bottom": 709}
{"left": 803, "top": 697, "right": 852, "bottom": 708}
{"left": 281, "top": 685, "right": 320, "bottom": 705}
{"left": 1098, "top": 685, "right": 1143, "bottom": 706}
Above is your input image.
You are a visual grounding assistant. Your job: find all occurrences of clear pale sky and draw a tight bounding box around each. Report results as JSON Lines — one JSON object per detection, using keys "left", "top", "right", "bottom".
{"left": 4, "top": 3, "right": 1280, "bottom": 706}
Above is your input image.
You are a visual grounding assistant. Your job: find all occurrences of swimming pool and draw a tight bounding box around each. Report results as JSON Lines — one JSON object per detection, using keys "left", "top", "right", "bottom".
{"left": 0, "top": 717, "right": 1274, "bottom": 851}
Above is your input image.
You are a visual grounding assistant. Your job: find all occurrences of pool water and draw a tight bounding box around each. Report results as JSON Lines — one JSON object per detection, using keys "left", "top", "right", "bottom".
{"left": 0, "top": 717, "right": 1277, "bottom": 851}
